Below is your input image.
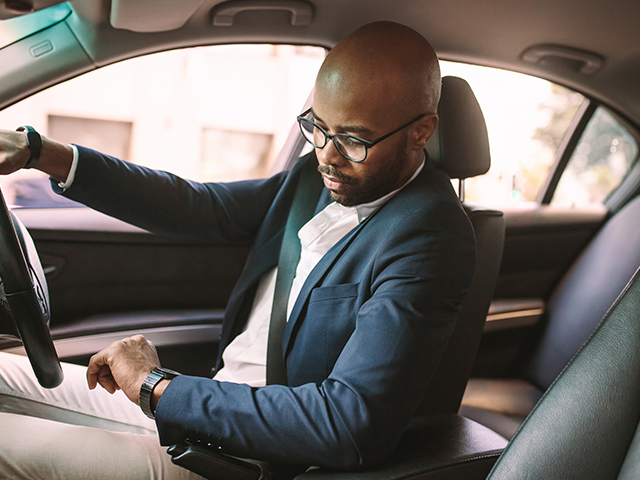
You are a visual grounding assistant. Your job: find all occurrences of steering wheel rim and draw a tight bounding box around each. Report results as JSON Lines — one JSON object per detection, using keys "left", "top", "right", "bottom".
{"left": 0, "top": 187, "right": 62, "bottom": 388}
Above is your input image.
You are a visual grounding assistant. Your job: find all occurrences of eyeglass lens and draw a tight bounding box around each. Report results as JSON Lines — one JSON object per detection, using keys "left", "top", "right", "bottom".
{"left": 299, "top": 116, "right": 367, "bottom": 161}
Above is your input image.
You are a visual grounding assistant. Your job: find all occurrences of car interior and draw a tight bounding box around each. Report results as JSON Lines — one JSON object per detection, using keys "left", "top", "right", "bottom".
{"left": 1, "top": 0, "right": 640, "bottom": 478}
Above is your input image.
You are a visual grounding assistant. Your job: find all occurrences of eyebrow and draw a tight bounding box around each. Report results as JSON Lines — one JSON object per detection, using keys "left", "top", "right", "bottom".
{"left": 310, "top": 108, "right": 375, "bottom": 137}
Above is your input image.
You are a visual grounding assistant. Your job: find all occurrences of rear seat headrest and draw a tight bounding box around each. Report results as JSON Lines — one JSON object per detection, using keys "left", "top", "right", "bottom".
{"left": 426, "top": 76, "right": 491, "bottom": 180}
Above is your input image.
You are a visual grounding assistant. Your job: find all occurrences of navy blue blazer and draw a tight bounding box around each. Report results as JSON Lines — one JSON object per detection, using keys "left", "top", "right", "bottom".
{"left": 61, "top": 146, "right": 475, "bottom": 469}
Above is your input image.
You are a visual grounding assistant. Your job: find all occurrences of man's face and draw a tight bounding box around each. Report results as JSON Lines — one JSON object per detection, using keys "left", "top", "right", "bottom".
{"left": 310, "top": 103, "right": 414, "bottom": 207}
{"left": 309, "top": 21, "right": 440, "bottom": 206}
{"left": 314, "top": 124, "right": 409, "bottom": 206}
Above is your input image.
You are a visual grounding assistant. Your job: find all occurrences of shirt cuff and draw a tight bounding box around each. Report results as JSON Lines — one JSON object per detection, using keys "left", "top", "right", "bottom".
{"left": 56, "top": 144, "right": 79, "bottom": 191}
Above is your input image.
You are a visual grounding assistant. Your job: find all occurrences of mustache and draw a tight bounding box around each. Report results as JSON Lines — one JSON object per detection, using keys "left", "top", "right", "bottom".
{"left": 317, "top": 165, "right": 357, "bottom": 185}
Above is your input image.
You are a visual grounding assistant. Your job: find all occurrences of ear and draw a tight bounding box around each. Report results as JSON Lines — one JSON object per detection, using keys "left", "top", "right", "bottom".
{"left": 410, "top": 113, "right": 438, "bottom": 150}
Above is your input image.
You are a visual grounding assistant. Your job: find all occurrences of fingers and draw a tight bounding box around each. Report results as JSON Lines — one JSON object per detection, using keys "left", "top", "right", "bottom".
{"left": 87, "top": 350, "right": 119, "bottom": 393}
{"left": 0, "top": 129, "right": 30, "bottom": 175}
{"left": 96, "top": 364, "right": 119, "bottom": 394}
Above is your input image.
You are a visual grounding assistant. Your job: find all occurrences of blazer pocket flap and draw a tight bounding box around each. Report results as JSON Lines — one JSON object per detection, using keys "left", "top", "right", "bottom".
{"left": 309, "top": 283, "right": 358, "bottom": 303}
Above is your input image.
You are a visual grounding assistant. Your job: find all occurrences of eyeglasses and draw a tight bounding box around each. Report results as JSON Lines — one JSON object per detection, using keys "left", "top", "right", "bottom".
{"left": 297, "top": 108, "right": 426, "bottom": 162}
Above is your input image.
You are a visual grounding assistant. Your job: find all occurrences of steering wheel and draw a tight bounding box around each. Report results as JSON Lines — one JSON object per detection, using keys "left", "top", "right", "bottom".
{"left": 0, "top": 187, "right": 62, "bottom": 388}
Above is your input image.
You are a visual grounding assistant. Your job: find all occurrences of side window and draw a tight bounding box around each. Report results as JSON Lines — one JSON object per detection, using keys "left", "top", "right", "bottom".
{"left": 552, "top": 107, "right": 639, "bottom": 206}
{"left": 0, "top": 44, "right": 325, "bottom": 208}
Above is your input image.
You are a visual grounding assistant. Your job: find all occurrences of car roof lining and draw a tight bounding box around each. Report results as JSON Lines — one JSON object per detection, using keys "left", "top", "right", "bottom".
{"left": 2, "top": 0, "right": 640, "bottom": 127}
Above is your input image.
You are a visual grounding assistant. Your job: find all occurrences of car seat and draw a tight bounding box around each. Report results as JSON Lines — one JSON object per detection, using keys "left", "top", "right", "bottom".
{"left": 486, "top": 264, "right": 640, "bottom": 479}
{"left": 416, "top": 75, "right": 505, "bottom": 415}
{"left": 461, "top": 184, "right": 640, "bottom": 438}
{"left": 296, "top": 210, "right": 640, "bottom": 480}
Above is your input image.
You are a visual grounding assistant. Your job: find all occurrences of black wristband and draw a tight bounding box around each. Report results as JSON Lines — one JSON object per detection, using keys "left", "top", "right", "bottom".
{"left": 16, "top": 125, "right": 42, "bottom": 169}
{"left": 139, "top": 367, "right": 181, "bottom": 419}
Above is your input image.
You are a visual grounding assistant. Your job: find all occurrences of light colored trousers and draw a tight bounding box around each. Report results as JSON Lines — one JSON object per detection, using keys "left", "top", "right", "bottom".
{"left": 0, "top": 351, "right": 205, "bottom": 480}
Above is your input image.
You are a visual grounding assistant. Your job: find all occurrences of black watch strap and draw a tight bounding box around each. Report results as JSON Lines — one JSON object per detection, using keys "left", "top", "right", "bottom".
{"left": 16, "top": 125, "right": 42, "bottom": 169}
{"left": 139, "top": 367, "right": 180, "bottom": 419}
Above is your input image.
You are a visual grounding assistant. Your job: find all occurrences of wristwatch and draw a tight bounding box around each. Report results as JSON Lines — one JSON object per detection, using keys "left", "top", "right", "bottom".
{"left": 16, "top": 125, "right": 42, "bottom": 169}
{"left": 139, "top": 367, "right": 181, "bottom": 419}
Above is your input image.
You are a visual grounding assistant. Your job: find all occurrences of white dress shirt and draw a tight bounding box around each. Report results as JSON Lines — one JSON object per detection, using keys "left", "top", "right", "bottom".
{"left": 214, "top": 159, "right": 425, "bottom": 387}
{"left": 57, "top": 144, "right": 79, "bottom": 190}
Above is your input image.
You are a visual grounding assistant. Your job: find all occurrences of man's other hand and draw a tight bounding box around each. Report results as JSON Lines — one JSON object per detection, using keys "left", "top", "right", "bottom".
{"left": 87, "top": 334, "right": 161, "bottom": 405}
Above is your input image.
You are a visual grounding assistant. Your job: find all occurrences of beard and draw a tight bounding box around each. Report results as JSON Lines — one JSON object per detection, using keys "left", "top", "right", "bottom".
{"left": 318, "top": 133, "right": 409, "bottom": 206}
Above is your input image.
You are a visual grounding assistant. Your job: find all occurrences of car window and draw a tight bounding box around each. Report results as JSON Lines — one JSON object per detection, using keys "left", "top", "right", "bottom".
{"left": 440, "top": 62, "right": 586, "bottom": 205}
{"left": 551, "top": 107, "right": 639, "bottom": 207}
{"left": 0, "top": 44, "right": 326, "bottom": 208}
{"left": 3, "top": 52, "right": 636, "bottom": 210}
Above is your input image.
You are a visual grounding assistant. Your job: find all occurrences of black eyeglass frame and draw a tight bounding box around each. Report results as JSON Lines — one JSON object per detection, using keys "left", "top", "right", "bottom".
{"left": 297, "top": 107, "right": 426, "bottom": 162}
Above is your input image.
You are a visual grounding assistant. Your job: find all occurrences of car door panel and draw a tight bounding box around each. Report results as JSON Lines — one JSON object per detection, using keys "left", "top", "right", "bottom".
{"left": 495, "top": 205, "right": 607, "bottom": 299}
{"left": 472, "top": 205, "right": 608, "bottom": 377}
{"left": 0, "top": 207, "right": 250, "bottom": 376}
{"left": 14, "top": 207, "right": 250, "bottom": 321}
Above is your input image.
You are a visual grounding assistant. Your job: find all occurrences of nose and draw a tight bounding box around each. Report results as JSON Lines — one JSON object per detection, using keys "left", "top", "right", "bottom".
{"left": 316, "top": 138, "right": 348, "bottom": 168}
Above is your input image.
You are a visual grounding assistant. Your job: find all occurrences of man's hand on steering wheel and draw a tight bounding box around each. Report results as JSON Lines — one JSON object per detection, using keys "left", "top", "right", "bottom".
{"left": 0, "top": 128, "right": 73, "bottom": 388}
{"left": 0, "top": 129, "right": 31, "bottom": 174}
{"left": 0, "top": 128, "right": 74, "bottom": 181}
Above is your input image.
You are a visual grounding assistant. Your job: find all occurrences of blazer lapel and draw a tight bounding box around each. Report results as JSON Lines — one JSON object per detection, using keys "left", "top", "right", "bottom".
{"left": 235, "top": 230, "right": 283, "bottom": 294}
{"left": 281, "top": 215, "right": 372, "bottom": 355}
{"left": 233, "top": 187, "right": 332, "bottom": 321}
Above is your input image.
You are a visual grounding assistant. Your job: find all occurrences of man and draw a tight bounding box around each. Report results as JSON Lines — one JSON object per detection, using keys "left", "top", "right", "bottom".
{"left": 0, "top": 21, "right": 475, "bottom": 478}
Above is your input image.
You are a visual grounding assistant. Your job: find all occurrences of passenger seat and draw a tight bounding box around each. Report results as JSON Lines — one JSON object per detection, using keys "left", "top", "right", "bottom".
{"left": 460, "top": 193, "right": 640, "bottom": 438}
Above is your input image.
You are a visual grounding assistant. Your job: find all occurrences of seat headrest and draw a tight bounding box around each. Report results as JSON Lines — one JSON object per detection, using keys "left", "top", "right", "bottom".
{"left": 426, "top": 76, "right": 491, "bottom": 179}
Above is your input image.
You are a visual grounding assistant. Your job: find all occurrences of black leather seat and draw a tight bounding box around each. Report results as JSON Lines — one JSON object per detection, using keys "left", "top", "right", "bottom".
{"left": 461, "top": 193, "right": 640, "bottom": 439}
{"left": 169, "top": 76, "right": 507, "bottom": 479}
{"left": 486, "top": 265, "right": 640, "bottom": 479}
{"left": 416, "top": 75, "right": 505, "bottom": 415}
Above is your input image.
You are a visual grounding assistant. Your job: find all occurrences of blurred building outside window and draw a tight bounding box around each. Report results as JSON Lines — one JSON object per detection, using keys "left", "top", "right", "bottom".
{"left": 0, "top": 44, "right": 325, "bottom": 207}
{"left": 201, "top": 128, "right": 273, "bottom": 181}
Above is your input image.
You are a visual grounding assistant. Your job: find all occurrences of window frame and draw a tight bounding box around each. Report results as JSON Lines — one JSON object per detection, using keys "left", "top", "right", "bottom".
{"left": 537, "top": 98, "right": 640, "bottom": 211}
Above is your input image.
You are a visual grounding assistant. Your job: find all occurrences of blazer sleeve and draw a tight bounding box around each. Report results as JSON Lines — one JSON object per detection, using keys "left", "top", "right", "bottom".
{"left": 54, "top": 145, "right": 288, "bottom": 244}
{"left": 155, "top": 185, "right": 476, "bottom": 470}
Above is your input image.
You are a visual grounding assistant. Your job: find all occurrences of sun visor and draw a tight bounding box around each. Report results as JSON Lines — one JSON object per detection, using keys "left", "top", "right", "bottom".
{"left": 109, "top": 0, "right": 206, "bottom": 32}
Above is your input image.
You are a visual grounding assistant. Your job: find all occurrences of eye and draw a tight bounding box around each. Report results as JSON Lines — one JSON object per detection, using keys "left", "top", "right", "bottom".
{"left": 338, "top": 135, "right": 364, "bottom": 148}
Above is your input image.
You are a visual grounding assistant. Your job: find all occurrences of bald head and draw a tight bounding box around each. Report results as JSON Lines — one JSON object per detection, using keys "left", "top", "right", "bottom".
{"left": 315, "top": 22, "right": 441, "bottom": 125}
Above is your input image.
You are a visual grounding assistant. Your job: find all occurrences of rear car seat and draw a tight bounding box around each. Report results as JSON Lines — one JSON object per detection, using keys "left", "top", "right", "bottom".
{"left": 460, "top": 194, "right": 640, "bottom": 439}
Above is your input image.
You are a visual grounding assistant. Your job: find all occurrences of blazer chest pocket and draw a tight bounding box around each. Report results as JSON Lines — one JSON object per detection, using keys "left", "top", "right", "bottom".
{"left": 308, "top": 283, "right": 358, "bottom": 304}
{"left": 306, "top": 283, "right": 360, "bottom": 376}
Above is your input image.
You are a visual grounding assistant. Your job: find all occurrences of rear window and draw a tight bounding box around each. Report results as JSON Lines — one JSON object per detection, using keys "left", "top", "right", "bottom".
{"left": 440, "top": 62, "right": 585, "bottom": 204}
{"left": 440, "top": 62, "right": 639, "bottom": 207}
{"left": 552, "top": 107, "right": 639, "bottom": 206}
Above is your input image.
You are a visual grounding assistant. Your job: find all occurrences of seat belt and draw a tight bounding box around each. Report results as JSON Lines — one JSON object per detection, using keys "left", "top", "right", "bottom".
{"left": 266, "top": 154, "right": 324, "bottom": 385}
{"left": 169, "top": 156, "right": 323, "bottom": 479}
